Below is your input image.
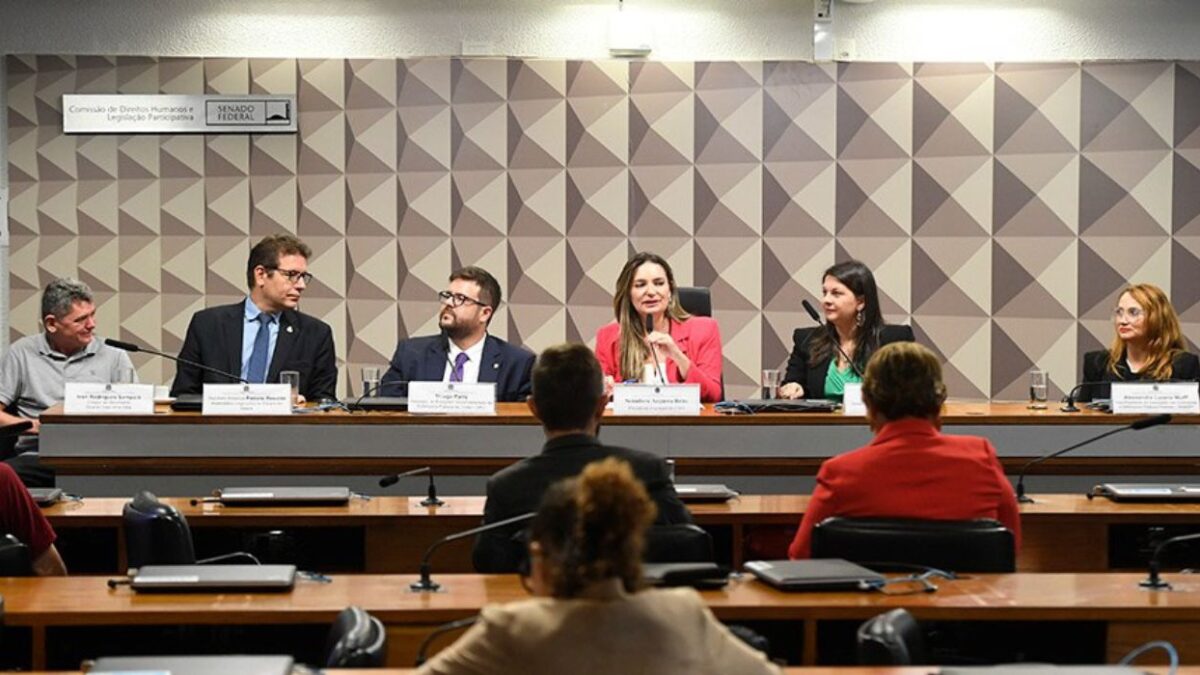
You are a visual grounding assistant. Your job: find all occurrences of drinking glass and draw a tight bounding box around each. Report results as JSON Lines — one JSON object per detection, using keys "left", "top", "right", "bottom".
{"left": 1028, "top": 369, "right": 1048, "bottom": 410}
{"left": 761, "top": 369, "right": 782, "bottom": 400}
{"left": 362, "top": 366, "right": 382, "bottom": 397}
{"left": 280, "top": 370, "right": 301, "bottom": 405}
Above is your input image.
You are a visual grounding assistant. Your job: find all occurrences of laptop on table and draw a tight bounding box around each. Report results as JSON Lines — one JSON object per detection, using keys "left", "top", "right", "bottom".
{"left": 1091, "top": 483, "right": 1200, "bottom": 502}
{"left": 90, "top": 655, "right": 294, "bottom": 675}
{"left": 214, "top": 486, "right": 351, "bottom": 505}
{"left": 744, "top": 558, "right": 885, "bottom": 591}
{"left": 129, "top": 564, "right": 297, "bottom": 592}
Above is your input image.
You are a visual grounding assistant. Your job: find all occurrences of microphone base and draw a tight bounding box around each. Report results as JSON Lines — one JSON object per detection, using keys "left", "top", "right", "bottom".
{"left": 1059, "top": 403, "right": 1081, "bottom": 413}
{"left": 1017, "top": 494, "right": 1035, "bottom": 504}
{"left": 1139, "top": 577, "right": 1171, "bottom": 590}
{"left": 409, "top": 579, "right": 445, "bottom": 593}
{"left": 421, "top": 496, "right": 445, "bottom": 507}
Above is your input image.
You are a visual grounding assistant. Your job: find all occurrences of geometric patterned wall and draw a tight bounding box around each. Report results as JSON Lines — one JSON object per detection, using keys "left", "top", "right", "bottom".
{"left": 7, "top": 56, "right": 1200, "bottom": 399}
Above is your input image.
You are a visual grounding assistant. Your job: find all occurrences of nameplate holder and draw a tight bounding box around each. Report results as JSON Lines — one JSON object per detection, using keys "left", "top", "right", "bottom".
{"left": 1111, "top": 382, "right": 1200, "bottom": 415}
{"left": 63, "top": 382, "right": 155, "bottom": 415}
{"left": 612, "top": 383, "right": 701, "bottom": 416}
{"left": 842, "top": 382, "right": 866, "bottom": 416}
{"left": 202, "top": 383, "right": 292, "bottom": 415}
{"left": 408, "top": 381, "right": 496, "bottom": 414}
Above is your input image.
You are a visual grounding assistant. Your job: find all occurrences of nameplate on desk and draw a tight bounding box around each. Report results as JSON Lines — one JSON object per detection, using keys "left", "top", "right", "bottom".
{"left": 612, "top": 383, "right": 701, "bottom": 416}
{"left": 63, "top": 383, "right": 154, "bottom": 415}
{"left": 1111, "top": 382, "right": 1200, "bottom": 414}
{"left": 202, "top": 384, "right": 292, "bottom": 415}
{"left": 407, "top": 382, "right": 496, "bottom": 414}
{"left": 842, "top": 383, "right": 866, "bottom": 416}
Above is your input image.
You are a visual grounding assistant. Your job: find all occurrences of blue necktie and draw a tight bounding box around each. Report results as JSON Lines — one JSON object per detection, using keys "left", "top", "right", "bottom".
{"left": 246, "top": 314, "right": 274, "bottom": 384}
{"left": 450, "top": 352, "right": 469, "bottom": 383}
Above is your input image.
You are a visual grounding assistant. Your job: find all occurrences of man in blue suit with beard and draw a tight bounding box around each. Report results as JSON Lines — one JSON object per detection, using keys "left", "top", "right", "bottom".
{"left": 380, "top": 267, "right": 535, "bottom": 402}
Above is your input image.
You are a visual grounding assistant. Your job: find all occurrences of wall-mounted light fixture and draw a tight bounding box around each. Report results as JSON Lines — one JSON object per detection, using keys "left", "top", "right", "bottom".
{"left": 608, "top": 0, "right": 653, "bottom": 57}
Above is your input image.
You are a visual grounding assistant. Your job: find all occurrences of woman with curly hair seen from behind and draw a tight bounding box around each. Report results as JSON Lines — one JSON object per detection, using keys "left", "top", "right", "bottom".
{"left": 420, "top": 457, "right": 779, "bottom": 675}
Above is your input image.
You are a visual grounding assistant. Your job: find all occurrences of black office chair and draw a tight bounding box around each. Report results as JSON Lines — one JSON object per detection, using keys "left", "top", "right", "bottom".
{"left": 677, "top": 286, "right": 712, "bottom": 318}
{"left": 811, "top": 517, "right": 1015, "bottom": 573}
{"left": 0, "top": 534, "right": 33, "bottom": 575}
{"left": 122, "top": 491, "right": 257, "bottom": 568}
{"left": 324, "top": 606, "right": 387, "bottom": 667}
{"left": 857, "top": 608, "right": 926, "bottom": 665}
{"left": 643, "top": 524, "right": 714, "bottom": 563}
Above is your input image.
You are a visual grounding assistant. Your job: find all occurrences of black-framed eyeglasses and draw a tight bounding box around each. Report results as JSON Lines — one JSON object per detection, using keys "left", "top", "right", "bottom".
{"left": 269, "top": 268, "right": 314, "bottom": 285}
{"left": 438, "top": 290, "right": 485, "bottom": 308}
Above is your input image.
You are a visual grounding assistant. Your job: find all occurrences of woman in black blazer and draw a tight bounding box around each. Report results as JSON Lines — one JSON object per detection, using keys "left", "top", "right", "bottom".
{"left": 779, "top": 260, "right": 914, "bottom": 401}
{"left": 1079, "top": 283, "right": 1199, "bottom": 401}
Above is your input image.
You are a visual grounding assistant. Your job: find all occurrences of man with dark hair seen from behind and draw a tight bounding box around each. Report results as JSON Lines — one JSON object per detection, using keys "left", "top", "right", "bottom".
{"left": 472, "top": 343, "right": 693, "bottom": 572}
{"left": 171, "top": 234, "right": 337, "bottom": 401}
{"left": 379, "top": 266, "right": 534, "bottom": 401}
{"left": 0, "top": 278, "right": 134, "bottom": 487}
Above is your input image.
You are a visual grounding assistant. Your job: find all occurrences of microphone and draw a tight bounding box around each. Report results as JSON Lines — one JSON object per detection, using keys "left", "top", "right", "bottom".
{"left": 414, "top": 616, "right": 480, "bottom": 666}
{"left": 104, "top": 338, "right": 246, "bottom": 384}
{"left": 1015, "top": 413, "right": 1172, "bottom": 503}
{"left": 1140, "top": 531, "right": 1200, "bottom": 589}
{"left": 410, "top": 511, "right": 535, "bottom": 592}
{"left": 645, "top": 313, "right": 664, "bottom": 384}
{"left": 801, "top": 299, "right": 863, "bottom": 378}
{"left": 378, "top": 466, "right": 444, "bottom": 507}
{"left": 0, "top": 420, "right": 33, "bottom": 438}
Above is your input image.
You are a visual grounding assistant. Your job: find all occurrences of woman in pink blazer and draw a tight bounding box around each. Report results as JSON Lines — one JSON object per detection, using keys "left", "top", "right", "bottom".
{"left": 594, "top": 252, "right": 724, "bottom": 402}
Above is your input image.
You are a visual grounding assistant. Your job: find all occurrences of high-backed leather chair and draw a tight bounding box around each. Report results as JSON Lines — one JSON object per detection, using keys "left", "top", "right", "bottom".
{"left": 857, "top": 608, "right": 926, "bottom": 665}
{"left": 0, "top": 534, "right": 33, "bottom": 576}
{"left": 812, "top": 517, "right": 1015, "bottom": 573}
{"left": 677, "top": 286, "right": 712, "bottom": 318}
{"left": 123, "top": 491, "right": 257, "bottom": 568}
{"left": 643, "top": 524, "right": 714, "bottom": 563}
{"left": 325, "top": 606, "right": 387, "bottom": 667}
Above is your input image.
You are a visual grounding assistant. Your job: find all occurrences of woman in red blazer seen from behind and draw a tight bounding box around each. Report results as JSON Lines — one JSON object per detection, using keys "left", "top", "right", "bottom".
{"left": 788, "top": 342, "right": 1021, "bottom": 559}
{"left": 594, "top": 253, "right": 724, "bottom": 403}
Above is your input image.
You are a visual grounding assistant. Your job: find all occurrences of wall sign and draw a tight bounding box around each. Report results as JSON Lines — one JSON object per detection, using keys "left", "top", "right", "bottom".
{"left": 62, "top": 94, "right": 297, "bottom": 134}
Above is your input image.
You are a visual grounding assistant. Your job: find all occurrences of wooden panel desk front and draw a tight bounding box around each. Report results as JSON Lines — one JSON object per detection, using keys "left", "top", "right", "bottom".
{"left": 37, "top": 402, "right": 1200, "bottom": 476}
{"left": 44, "top": 494, "right": 1200, "bottom": 573}
{"left": 2, "top": 573, "right": 1198, "bottom": 668}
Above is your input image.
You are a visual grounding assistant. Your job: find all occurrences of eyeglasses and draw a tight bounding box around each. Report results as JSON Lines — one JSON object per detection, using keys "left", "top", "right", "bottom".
{"left": 1112, "top": 307, "right": 1144, "bottom": 321}
{"left": 438, "top": 290, "right": 485, "bottom": 308}
{"left": 269, "top": 268, "right": 314, "bottom": 285}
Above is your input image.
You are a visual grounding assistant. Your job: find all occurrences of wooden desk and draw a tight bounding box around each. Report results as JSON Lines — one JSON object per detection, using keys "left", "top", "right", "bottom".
{"left": 44, "top": 494, "right": 1200, "bottom": 573}
{"left": 2, "top": 573, "right": 1197, "bottom": 668}
{"left": 38, "top": 402, "right": 1200, "bottom": 476}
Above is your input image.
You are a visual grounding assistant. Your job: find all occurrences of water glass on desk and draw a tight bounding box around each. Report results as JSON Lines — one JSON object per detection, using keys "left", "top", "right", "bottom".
{"left": 761, "top": 369, "right": 781, "bottom": 399}
{"left": 1028, "top": 369, "right": 1048, "bottom": 409}
{"left": 362, "top": 366, "right": 381, "bottom": 397}
{"left": 280, "top": 370, "right": 300, "bottom": 405}
{"left": 112, "top": 367, "right": 136, "bottom": 384}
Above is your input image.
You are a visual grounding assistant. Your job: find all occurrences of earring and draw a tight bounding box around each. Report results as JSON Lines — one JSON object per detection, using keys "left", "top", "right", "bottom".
{"left": 856, "top": 310, "right": 864, "bottom": 327}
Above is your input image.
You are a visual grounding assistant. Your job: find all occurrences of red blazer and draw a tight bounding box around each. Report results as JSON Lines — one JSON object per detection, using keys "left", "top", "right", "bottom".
{"left": 594, "top": 317, "right": 724, "bottom": 403}
{"left": 788, "top": 418, "right": 1021, "bottom": 559}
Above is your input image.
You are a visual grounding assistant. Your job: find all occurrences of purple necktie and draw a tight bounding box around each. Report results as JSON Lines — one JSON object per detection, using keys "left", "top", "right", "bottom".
{"left": 450, "top": 352, "right": 469, "bottom": 383}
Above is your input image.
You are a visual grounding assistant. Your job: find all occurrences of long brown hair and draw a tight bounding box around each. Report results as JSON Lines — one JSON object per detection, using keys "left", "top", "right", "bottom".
{"left": 1107, "top": 283, "right": 1186, "bottom": 380}
{"left": 808, "top": 260, "right": 884, "bottom": 369}
{"left": 612, "top": 252, "right": 690, "bottom": 381}
{"left": 530, "top": 458, "right": 657, "bottom": 598}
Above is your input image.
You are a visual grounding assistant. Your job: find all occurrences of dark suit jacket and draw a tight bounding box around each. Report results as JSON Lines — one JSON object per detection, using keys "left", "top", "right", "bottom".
{"left": 783, "top": 324, "right": 915, "bottom": 399}
{"left": 472, "top": 433, "right": 694, "bottom": 573}
{"left": 379, "top": 334, "right": 535, "bottom": 402}
{"left": 169, "top": 302, "right": 338, "bottom": 401}
{"left": 1079, "top": 349, "right": 1200, "bottom": 401}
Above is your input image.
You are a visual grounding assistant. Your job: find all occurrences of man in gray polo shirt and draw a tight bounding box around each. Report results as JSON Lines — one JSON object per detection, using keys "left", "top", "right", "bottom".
{"left": 0, "top": 278, "right": 133, "bottom": 487}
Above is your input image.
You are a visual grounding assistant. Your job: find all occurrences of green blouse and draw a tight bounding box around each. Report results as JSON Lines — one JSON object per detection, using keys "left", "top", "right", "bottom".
{"left": 824, "top": 358, "right": 862, "bottom": 401}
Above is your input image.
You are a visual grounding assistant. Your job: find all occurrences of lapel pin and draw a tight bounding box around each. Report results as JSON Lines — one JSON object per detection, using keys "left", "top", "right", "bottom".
{"left": 286, "top": 325, "right": 294, "bottom": 333}
{"left": 493, "top": 362, "right": 500, "bottom": 369}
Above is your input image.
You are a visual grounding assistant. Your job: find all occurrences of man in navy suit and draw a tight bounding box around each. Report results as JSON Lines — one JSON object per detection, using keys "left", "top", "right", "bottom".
{"left": 170, "top": 234, "right": 337, "bottom": 401}
{"left": 380, "top": 267, "right": 535, "bottom": 402}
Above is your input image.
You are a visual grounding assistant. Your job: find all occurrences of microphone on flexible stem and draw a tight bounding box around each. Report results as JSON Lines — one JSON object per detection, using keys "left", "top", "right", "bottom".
{"left": 645, "top": 313, "right": 664, "bottom": 384}
{"left": 378, "top": 466, "right": 444, "bottom": 507}
{"left": 410, "top": 512, "right": 535, "bottom": 592}
{"left": 414, "top": 616, "right": 481, "bottom": 666}
{"left": 1140, "top": 531, "right": 1200, "bottom": 589}
{"left": 1059, "top": 380, "right": 1110, "bottom": 412}
{"left": 104, "top": 338, "right": 246, "bottom": 384}
{"left": 1015, "top": 413, "right": 1173, "bottom": 503}
{"left": 801, "top": 299, "right": 863, "bottom": 378}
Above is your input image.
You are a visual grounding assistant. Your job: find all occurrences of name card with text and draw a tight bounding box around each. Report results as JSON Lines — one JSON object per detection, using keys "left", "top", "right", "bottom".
{"left": 64, "top": 383, "right": 154, "bottom": 415}
{"left": 612, "top": 383, "right": 701, "bottom": 416}
{"left": 408, "top": 382, "right": 497, "bottom": 414}
{"left": 1111, "top": 382, "right": 1200, "bottom": 415}
{"left": 202, "top": 384, "right": 292, "bottom": 415}
{"left": 842, "top": 382, "right": 866, "bottom": 416}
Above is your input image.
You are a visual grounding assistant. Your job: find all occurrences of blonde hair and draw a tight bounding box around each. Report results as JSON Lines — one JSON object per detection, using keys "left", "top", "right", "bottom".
{"left": 862, "top": 342, "right": 947, "bottom": 422}
{"left": 1107, "top": 283, "right": 1186, "bottom": 380}
{"left": 530, "top": 458, "right": 657, "bottom": 597}
{"left": 612, "top": 253, "right": 690, "bottom": 381}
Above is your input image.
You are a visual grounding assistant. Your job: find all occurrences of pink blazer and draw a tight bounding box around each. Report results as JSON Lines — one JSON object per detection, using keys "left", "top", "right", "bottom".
{"left": 594, "top": 317, "right": 724, "bottom": 403}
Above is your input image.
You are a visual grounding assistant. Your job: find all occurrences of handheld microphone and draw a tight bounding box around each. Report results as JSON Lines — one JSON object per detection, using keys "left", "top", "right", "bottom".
{"left": 378, "top": 466, "right": 444, "bottom": 507}
{"left": 645, "top": 313, "right": 664, "bottom": 384}
{"left": 1140, "top": 531, "right": 1200, "bottom": 589}
{"left": 104, "top": 338, "right": 246, "bottom": 384}
{"left": 410, "top": 511, "right": 535, "bottom": 592}
{"left": 1015, "top": 413, "right": 1172, "bottom": 503}
{"left": 414, "top": 616, "right": 480, "bottom": 666}
{"left": 0, "top": 420, "right": 34, "bottom": 438}
{"left": 801, "top": 299, "right": 863, "bottom": 378}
